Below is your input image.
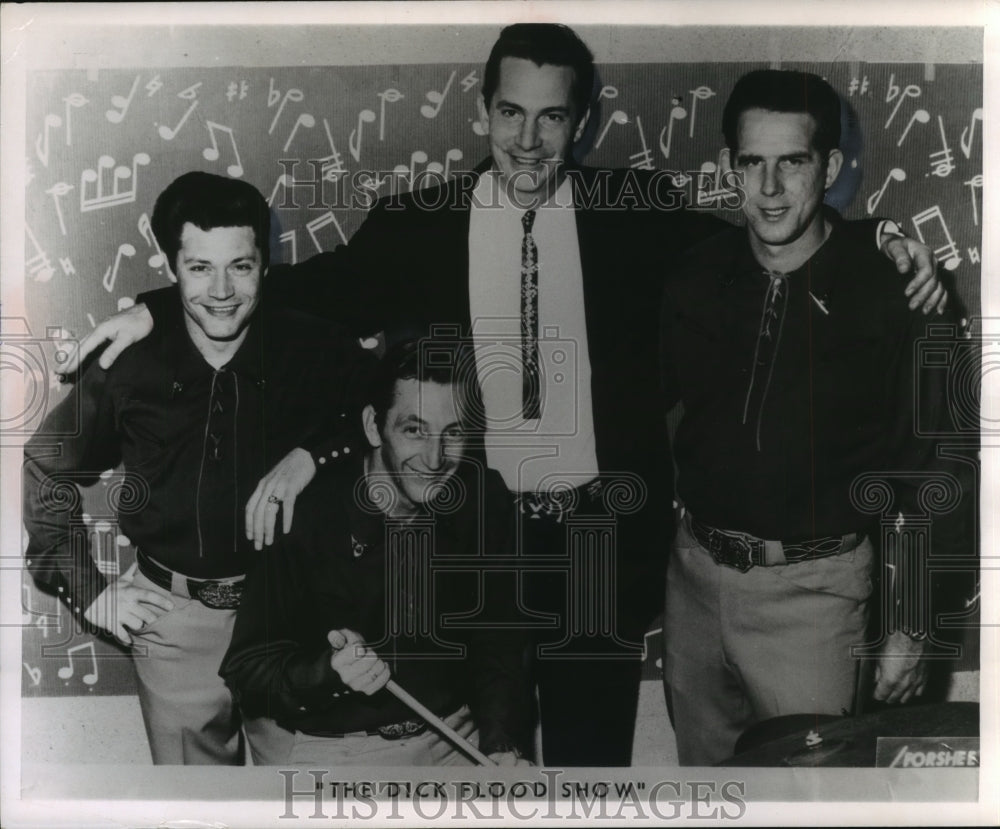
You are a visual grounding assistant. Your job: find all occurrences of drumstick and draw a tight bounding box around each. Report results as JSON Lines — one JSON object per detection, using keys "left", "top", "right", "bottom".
{"left": 385, "top": 679, "right": 497, "bottom": 767}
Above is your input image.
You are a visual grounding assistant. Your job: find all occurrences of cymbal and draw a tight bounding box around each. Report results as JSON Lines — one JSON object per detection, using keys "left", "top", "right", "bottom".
{"left": 720, "top": 702, "right": 978, "bottom": 767}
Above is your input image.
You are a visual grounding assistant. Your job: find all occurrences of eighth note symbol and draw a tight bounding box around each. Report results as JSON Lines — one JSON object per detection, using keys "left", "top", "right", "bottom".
{"left": 202, "top": 121, "right": 244, "bottom": 177}
{"left": 58, "top": 642, "right": 98, "bottom": 686}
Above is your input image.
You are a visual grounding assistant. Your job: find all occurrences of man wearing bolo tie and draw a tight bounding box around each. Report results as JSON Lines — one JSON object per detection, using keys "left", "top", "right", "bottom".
{"left": 63, "top": 24, "right": 944, "bottom": 766}
{"left": 23, "top": 172, "right": 371, "bottom": 764}
{"left": 659, "top": 70, "right": 962, "bottom": 765}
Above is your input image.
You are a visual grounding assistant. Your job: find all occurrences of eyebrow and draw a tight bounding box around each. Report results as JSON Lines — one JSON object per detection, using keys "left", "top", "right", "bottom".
{"left": 735, "top": 151, "right": 812, "bottom": 165}
{"left": 182, "top": 254, "right": 257, "bottom": 263}
{"left": 495, "top": 98, "right": 571, "bottom": 116}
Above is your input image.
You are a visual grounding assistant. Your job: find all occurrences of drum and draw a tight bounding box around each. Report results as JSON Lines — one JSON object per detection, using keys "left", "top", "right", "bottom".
{"left": 720, "top": 702, "right": 979, "bottom": 766}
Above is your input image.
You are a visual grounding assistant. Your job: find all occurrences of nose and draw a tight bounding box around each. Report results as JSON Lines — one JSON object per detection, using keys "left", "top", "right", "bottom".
{"left": 422, "top": 436, "right": 445, "bottom": 471}
{"left": 209, "top": 270, "right": 235, "bottom": 300}
{"left": 760, "top": 162, "right": 782, "bottom": 198}
{"left": 517, "top": 118, "right": 541, "bottom": 151}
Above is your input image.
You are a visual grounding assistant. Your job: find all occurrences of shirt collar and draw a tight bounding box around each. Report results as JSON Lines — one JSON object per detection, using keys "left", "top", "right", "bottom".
{"left": 730, "top": 208, "right": 845, "bottom": 296}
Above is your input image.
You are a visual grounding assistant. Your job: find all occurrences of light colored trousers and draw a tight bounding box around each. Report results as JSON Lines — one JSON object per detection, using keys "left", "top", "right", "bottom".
{"left": 130, "top": 569, "right": 294, "bottom": 765}
{"left": 664, "top": 513, "right": 873, "bottom": 766}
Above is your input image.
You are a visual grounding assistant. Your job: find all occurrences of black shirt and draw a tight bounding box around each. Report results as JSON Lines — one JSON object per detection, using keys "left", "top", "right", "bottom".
{"left": 23, "top": 295, "right": 373, "bottom": 620}
{"left": 219, "top": 458, "right": 531, "bottom": 756}
{"left": 661, "top": 218, "right": 955, "bottom": 541}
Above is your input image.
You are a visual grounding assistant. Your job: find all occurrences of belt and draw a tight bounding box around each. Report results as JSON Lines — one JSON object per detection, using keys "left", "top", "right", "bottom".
{"left": 332, "top": 719, "right": 429, "bottom": 741}
{"left": 136, "top": 549, "right": 245, "bottom": 609}
{"left": 514, "top": 478, "right": 606, "bottom": 523}
{"left": 688, "top": 516, "right": 863, "bottom": 573}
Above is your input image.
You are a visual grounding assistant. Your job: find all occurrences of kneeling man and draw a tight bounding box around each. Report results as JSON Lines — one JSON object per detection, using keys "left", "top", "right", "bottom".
{"left": 221, "top": 339, "right": 532, "bottom": 766}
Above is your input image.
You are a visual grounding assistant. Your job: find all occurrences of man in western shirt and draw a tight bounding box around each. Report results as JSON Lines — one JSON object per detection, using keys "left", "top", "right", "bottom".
{"left": 23, "top": 172, "right": 371, "bottom": 764}
{"left": 660, "top": 70, "right": 960, "bottom": 765}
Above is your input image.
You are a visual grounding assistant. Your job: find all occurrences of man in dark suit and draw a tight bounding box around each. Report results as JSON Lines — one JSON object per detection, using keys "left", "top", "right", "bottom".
{"left": 63, "top": 23, "right": 942, "bottom": 766}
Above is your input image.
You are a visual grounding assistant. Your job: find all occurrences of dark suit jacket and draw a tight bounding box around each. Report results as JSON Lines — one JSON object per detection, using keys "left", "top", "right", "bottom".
{"left": 263, "top": 162, "right": 725, "bottom": 633}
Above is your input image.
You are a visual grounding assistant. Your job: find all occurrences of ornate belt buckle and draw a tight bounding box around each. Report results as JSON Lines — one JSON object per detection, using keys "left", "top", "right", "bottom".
{"left": 195, "top": 580, "right": 244, "bottom": 609}
{"left": 377, "top": 719, "right": 427, "bottom": 740}
{"left": 712, "top": 534, "right": 755, "bottom": 572}
{"left": 728, "top": 536, "right": 755, "bottom": 572}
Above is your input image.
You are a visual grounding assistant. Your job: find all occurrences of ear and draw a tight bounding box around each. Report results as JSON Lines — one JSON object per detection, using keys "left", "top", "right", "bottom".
{"left": 719, "top": 147, "right": 733, "bottom": 176}
{"left": 824, "top": 148, "right": 844, "bottom": 190}
{"left": 573, "top": 107, "right": 591, "bottom": 143}
{"left": 362, "top": 404, "right": 382, "bottom": 449}
{"left": 476, "top": 93, "right": 489, "bottom": 134}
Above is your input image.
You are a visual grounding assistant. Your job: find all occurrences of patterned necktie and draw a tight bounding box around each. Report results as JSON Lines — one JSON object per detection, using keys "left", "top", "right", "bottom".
{"left": 520, "top": 209, "right": 541, "bottom": 419}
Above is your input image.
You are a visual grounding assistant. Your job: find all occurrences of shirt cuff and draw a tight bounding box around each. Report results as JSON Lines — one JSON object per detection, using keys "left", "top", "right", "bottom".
{"left": 303, "top": 428, "right": 364, "bottom": 471}
{"left": 877, "top": 219, "right": 904, "bottom": 248}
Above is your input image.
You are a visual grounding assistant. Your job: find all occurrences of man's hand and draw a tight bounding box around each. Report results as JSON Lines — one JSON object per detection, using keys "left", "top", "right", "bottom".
{"left": 57, "top": 303, "right": 154, "bottom": 376}
{"left": 83, "top": 563, "right": 174, "bottom": 647}
{"left": 873, "top": 631, "right": 928, "bottom": 704}
{"left": 245, "top": 447, "right": 317, "bottom": 550}
{"left": 328, "top": 629, "right": 390, "bottom": 695}
{"left": 488, "top": 750, "right": 534, "bottom": 767}
{"left": 882, "top": 236, "right": 948, "bottom": 314}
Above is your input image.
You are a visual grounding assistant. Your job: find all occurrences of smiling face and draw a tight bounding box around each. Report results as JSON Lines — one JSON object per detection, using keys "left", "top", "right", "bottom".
{"left": 722, "top": 108, "right": 843, "bottom": 270}
{"left": 174, "top": 223, "right": 263, "bottom": 363}
{"left": 363, "top": 379, "right": 466, "bottom": 517}
{"left": 478, "top": 56, "right": 588, "bottom": 206}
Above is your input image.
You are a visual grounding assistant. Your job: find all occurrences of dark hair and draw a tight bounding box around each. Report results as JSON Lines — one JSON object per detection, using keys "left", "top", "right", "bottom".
{"left": 367, "top": 338, "right": 483, "bottom": 433}
{"left": 722, "top": 69, "right": 842, "bottom": 158}
{"left": 151, "top": 171, "right": 270, "bottom": 273}
{"left": 482, "top": 23, "right": 595, "bottom": 122}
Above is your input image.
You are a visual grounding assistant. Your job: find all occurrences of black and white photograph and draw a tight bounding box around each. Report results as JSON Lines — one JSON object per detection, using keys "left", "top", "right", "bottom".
{"left": 1, "top": 2, "right": 995, "bottom": 826}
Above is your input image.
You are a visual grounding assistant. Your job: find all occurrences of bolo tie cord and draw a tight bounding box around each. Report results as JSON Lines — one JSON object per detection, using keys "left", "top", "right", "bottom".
{"left": 741, "top": 270, "right": 788, "bottom": 452}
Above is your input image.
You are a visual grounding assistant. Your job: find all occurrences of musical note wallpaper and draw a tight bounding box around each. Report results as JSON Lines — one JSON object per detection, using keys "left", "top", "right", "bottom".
{"left": 22, "top": 60, "right": 982, "bottom": 696}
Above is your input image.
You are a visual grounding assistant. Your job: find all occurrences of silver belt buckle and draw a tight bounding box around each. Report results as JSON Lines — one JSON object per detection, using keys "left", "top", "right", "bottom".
{"left": 195, "top": 580, "right": 243, "bottom": 609}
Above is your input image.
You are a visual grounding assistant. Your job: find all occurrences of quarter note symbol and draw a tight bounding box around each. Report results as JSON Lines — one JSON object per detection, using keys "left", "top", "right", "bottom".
{"left": 102, "top": 243, "right": 136, "bottom": 293}
{"left": 158, "top": 100, "right": 198, "bottom": 140}
{"left": 63, "top": 93, "right": 89, "bottom": 146}
{"left": 283, "top": 113, "right": 315, "bottom": 153}
{"left": 35, "top": 113, "right": 62, "bottom": 167}
{"left": 866, "top": 168, "right": 906, "bottom": 214}
{"left": 658, "top": 105, "right": 687, "bottom": 160}
{"left": 964, "top": 174, "right": 983, "bottom": 226}
{"left": 377, "top": 89, "right": 404, "bottom": 141}
{"left": 421, "top": 72, "right": 455, "bottom": 119}
{"left": 688, "top": 86, "right": 716, "bottom": 138}
{"left": 960, "top": 108, "right": 983, "bottom": 158}
{"left": 594, "top": 110, "right": 628, "bottom": 149}
{"left": 106, "top": 75, "right": 140, "bottom": 123}
{"left": 45, "top": 182, "right": 74, "bottom": 236}
{"left": 896, "top": 108, "right": 929, "bottom": 147}
{"left": 349, "top": 109, "right": 376, "bottom": 162}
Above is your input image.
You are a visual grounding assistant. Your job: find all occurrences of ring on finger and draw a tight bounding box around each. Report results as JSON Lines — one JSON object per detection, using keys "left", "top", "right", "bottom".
{"left": 267, "top": 494, "right": 282, "bottom": 505}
